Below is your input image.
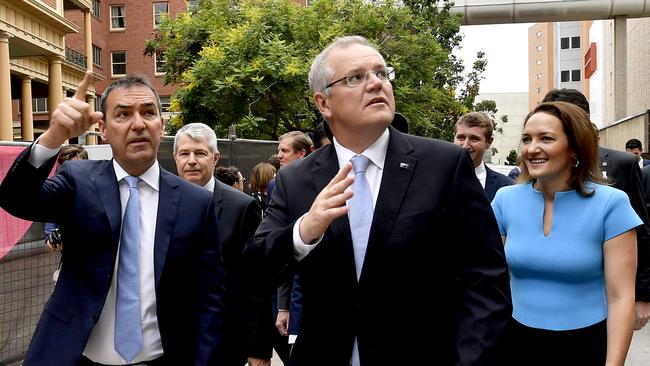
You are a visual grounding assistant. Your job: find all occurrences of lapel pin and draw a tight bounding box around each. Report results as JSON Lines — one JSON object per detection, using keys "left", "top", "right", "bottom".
{"left": 602, "top": 161, "right": 608, "bottom": 167}
{"left": 399, "top": 162, "right": 409, "bottom": 169}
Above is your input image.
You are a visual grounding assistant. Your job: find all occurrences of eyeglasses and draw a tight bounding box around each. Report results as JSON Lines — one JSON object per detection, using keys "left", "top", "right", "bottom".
{"left": 325, "top": 68, "right": 395, "bottom": 89}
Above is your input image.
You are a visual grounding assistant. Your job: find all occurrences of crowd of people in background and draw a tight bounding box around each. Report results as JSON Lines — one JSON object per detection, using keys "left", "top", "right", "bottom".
{"left": 2, "top": 34, "right": 650, "bottom": 366}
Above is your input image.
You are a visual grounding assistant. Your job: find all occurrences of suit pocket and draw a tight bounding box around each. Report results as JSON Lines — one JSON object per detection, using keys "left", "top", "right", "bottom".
{"left": 44, "top": 295, "right": 74, "bottom": 323}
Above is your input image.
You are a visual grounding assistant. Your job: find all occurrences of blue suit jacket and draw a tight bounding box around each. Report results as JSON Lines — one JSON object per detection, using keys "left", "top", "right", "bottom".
{"left": 484, "top": 165, "right": 514, "bottom": 201}
{"left": 0, "top": 147, "right": 227, "bottom": 366}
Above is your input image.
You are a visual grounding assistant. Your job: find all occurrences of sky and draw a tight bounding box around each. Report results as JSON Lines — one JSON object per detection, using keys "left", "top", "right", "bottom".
{"left": 457, "top": 23, "right": 533, "bottom": 94}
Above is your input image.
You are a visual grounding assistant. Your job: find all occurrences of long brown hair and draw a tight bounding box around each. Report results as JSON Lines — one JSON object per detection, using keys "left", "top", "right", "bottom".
{"left": 249, "top": 163, "right": 276, "bottom": 193}
{"left": 518, "top": 101, "right": 603, "bottom": 196}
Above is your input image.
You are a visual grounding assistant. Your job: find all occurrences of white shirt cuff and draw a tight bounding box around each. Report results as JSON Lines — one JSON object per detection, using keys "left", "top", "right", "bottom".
{"left": 288, "top": 334, "right": 297, "bottom": 344}
{"left": 28, "top": 138, "right": 61, "bottom": 168}
{"left": 292, "top": 214, "right": 322, "bottom": 261}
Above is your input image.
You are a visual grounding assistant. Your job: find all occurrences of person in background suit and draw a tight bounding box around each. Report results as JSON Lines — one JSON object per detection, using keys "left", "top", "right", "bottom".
{"left": 173, "top": 123, "right": 271, "bottom": 366}
{"left": 454, "top": 111, "right": 513, "bottom": 201}
{"left": 543, "top": 88, "right": 650, "bottom": 330}
{"left": 0, "top": 72, "right": 227, "bottom": 365}
{"left": 626, "top": 138, "right": 650, "bottom": 169}
{"left": 247, "top": 35, "right": 511, "bottom": 366}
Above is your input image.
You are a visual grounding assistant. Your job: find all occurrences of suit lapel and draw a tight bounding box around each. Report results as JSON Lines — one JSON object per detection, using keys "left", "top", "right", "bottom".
{"left": 96, "top": 161, "right": 121, "bottom": 247}
{"left": 310, "top": 145, "right": 357, "bottom": 279}
{"left": 154, "top": 168, "right": 181, "bottom": 287}
{"left": 212, "top": 179, "right": 223, "bottom": 219}
{"left": 484, "top": 166, "right": 497, "bottom": 199}
{"left": 360, "top": 128, "right": 416, "bottom": 283}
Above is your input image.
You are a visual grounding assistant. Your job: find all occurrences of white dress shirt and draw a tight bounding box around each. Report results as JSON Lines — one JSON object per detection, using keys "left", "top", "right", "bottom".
{"left": 28, "top": 142, "right": 163, "bottom": 364}
{"left": 291, "top": 127, "right": 389, "bottom": 260}
{"left": 203, "top": 176, "right": 216, "bottom": 193}
{"left": 475, "top": 162, "right": 487, "bottom": 189}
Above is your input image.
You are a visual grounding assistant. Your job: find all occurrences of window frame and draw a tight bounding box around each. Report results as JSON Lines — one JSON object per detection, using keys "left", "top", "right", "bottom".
{"left": 92, "top": 45, "right": 102, "bottom": 67}
{"left": 153, "top": 2, "right": 169, "bottom": 28}
{"left": 154, "top": 51, "right": 165, "bottom": 75}
{"left": 111, "top": 51, "right": 127, "bottom": 77}
{"left": 571, "top": 36, "right": 581, "bottom": 49}
{"left": 561, "top": 70, "right": 570, "bottom": 82}
{"left": 571, "top": 69, "right": 581, "bottom": 82}
{"left": 560, "top": 37, "right": 570, "bottom": 49}
{"left": 92, "top": 0, "right": 101, "bottom": 18}
{"left": 110, "top": 5, "right": 126, "bottom": 31}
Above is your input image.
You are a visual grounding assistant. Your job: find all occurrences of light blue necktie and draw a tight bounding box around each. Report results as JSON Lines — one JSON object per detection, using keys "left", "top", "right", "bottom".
{"left": 115, "top": 176, "right": 143, "bottom": 362}
{"left": 349, "top": 155, "right": 373, "bottom": 366}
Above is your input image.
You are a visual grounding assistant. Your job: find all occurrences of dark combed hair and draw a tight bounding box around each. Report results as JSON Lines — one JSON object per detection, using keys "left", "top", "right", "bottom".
{"left": 542, "top": 88, "right": 590, "bottom": 115}
{"left": 518, "top": 101, "right": 603, "bottom": 196}
{"left": 57, "top": 145, "right": 88, "bottom": 165}
{"left": 626, "top": 138, "right": 643, "bottom": 150}
{"left": 100, "top": 74, "right": 162, "bottom": 119}
{"left": 215, "top": 166, "right": 241, "bottom": 187}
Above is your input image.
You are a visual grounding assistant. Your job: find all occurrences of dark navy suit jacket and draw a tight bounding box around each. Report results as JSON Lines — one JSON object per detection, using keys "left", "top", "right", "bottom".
{"left": 212, "top": 180, "right": 272, "bottom": 363}
{"left": 0, "top": 147, "right": 227, "bottom": 366}
{"left": 484, "top": 165, "right": 514, "bottom": 201}
{"left": 249, "top": 127, "right": 511, "bottom": 366}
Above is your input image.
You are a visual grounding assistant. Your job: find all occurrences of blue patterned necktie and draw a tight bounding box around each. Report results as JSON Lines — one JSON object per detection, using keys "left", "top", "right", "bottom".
{"left": 115, "top": 176, "right": 143, "bottom": 362}
{"left": 349, "top": 155, "right": 373, "bottom": 280}
{"left": 349, "top": 155, "right": 373, "bottom": 366}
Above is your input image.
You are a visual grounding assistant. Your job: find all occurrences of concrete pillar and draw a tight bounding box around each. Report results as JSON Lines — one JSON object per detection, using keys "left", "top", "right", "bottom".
{"left": 48, "top": 56, "right": 64, "bottom": 121}
{"left": 0, "top": 32, "right": 13, "bottom": 141}
{"left": 21, "top": 77, "right": 34, "bottom": 141}
{"left": 86, "top": 95, "right": 97, "bottom": 144}
{"left": 84, "top": 10, "right": 93, "bottom": 71}
{"left": 614, "top": 16, "right": 627, "bottom": 120}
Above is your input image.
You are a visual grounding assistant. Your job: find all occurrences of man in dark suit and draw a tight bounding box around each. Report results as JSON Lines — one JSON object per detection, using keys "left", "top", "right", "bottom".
{"left": 0, "top": 72, "right": 227, "bottom": 365}
{"left": 626, "top": 138, "right": 650, "bottom": 168}
{"left": 543, "top": 88, "right": 650, "bottom": 330}
{"left": 454, "top": 111, "right": 513, "bottom": 201}
{"left": 247, "top": 36, "right": 511, "bottom": 366}
{"left": 173, "top": 123, "right": 271, "bottom": 366}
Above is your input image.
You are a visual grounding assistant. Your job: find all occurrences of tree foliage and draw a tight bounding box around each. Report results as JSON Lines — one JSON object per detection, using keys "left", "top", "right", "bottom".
{"left": 145, "top": 0, "right": 487, "bottom": 140}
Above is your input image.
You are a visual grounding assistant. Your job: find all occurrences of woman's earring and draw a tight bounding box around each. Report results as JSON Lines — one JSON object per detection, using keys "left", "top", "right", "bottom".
{"left": 573, "top": 157, "right": 580, "bottom": 168}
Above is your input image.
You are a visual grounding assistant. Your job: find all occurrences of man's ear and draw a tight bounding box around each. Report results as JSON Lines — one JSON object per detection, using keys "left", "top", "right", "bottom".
{"left": 314, "top": 92, "right": 332, "bottom": 120}
{"left": 486, "top": 136, "right": 494, "bottom": 148}
{"left": 213, "top": 151, "right": 220, "bottom": 166}
{"left": 98, "top": 118, "right": 107, "bottom": 142}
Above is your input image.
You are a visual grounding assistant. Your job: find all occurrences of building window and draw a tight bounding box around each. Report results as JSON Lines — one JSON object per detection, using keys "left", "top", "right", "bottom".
{"left": 561, "top": 70, "right": 570, "bottom": 82}
{"left": 536, "top": 73, "right": 542, "bottom": 80}
{"left": 110, "top": 5, "right": 125, "bottom": 30}
{"left": 560, "top": 37, "right": 570, "bottom": 49}
{"left": 154, "top": 51, "right": 165, "bottom": 75}
{"left": 536, "top": 31, "right": 542, "bottom": 37}
{"left": 111, "top": 51, "right": 126, "bottom": 76}
{"left": 536, "top": 45, "right": 542, "bottom": 51}
{"left": 571, "top": 36, "right": 580, "bottom": 49}
{"left": 159, "top": 96, "right": 171, "bottom": 112}
{"left": 571, "top": 69, "right": 581, "bottom": 81}
{"left": 92, "top": 45, "right": 102, "bottom": 66}
{"left": 92, "top": 0, "right": 101, "bottom": 17}
{"left": 154, "top": 2, "right": 169, "bottom": 28}
{"left": 94, "top": 97, "right": 101, "bottom": 112}
{"left": 536, "top": 59, "right": 542, "bottom": 65}
{"left": 32, "top": 97, "right": 48, "bottom": 113}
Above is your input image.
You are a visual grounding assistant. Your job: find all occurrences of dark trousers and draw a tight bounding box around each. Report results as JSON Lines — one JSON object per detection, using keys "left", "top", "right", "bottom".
{"left": 503, "top": 318, "right": 607, "bottom": 366}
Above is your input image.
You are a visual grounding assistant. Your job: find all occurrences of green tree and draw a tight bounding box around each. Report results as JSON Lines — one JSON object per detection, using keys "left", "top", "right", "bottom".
{"left": 506, "top": 149, "right": 518, "bottom": 166}
{"left": 146, "top": 0, "right": 487, "bottom": 140}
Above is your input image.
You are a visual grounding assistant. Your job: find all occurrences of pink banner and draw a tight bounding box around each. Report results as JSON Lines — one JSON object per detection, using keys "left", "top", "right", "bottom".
{"left": 0, "top": 146, "right": 33, "bottom": 259}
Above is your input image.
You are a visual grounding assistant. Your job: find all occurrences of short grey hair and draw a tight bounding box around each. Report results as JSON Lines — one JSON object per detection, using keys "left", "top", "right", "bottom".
{"left": 173, "top": 123, "right": 219, "bottom": 154}
{"left": 308, "top": 35, "right": 385, "bottom": 96}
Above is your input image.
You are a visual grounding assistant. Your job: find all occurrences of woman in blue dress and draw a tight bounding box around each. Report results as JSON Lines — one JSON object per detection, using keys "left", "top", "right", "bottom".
{"left": 492, "top": 101, "right": 641, "bottom": 365}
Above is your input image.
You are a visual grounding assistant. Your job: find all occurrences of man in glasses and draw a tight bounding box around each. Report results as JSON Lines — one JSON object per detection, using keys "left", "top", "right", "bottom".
{"left": 248, "top": 35, "right": 511, "bottom": 366}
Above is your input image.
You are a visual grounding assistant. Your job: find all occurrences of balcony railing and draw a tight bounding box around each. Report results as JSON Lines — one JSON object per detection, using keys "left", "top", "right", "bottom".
{"left": 65, "top": 47, "right": 87, "bottom": 69}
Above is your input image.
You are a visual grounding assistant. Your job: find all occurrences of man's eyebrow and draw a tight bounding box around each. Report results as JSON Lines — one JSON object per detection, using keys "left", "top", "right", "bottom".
{"left": 113, "top": 101, "right": 157, "bottom": 109}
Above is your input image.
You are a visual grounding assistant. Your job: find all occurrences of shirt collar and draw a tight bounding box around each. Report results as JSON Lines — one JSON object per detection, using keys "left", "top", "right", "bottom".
{"left": 203, "top": 176, "right": 216, "bottom": 193}
{"left": 113, "top": 160, "right": 160, "bottom": 191}
{"left": 333, "top": 128, "right": 390, "bottom": 170}
{"left": 475, "top": 161, "right": 486, "bottom": 175}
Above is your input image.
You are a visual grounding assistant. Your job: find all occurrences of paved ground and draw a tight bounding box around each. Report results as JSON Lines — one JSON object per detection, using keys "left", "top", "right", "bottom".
{"left": 626, "top": 324, "right": 650, "bottom": 365}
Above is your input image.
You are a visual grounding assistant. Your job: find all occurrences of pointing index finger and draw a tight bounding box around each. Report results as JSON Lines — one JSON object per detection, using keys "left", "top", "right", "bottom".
{"left": 73, "top": 71, "right": 93, "bottom": 101}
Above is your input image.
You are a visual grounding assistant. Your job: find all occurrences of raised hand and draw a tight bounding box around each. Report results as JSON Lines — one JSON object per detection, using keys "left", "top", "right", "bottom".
{"left": 39, "top": 71, "right": 104, "bottom": 148}
{"left": 298, "top": 163, "right": 354, "bottom": 244}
